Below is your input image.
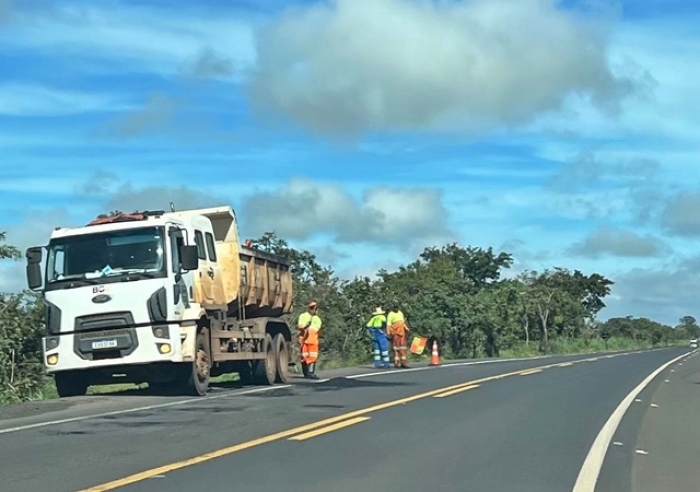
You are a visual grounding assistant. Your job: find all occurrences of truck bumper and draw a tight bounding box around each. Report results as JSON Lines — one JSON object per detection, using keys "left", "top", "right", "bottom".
{"left": 42, "top": 324, "right": 186, "bottom": 373}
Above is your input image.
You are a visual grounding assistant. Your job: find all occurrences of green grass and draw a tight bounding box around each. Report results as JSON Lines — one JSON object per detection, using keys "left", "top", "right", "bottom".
{"left": 2, "top": 338, "right": 692, "bottom": 406}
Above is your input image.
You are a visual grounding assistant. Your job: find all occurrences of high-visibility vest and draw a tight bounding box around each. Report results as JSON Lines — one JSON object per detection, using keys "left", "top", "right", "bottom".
{"left": 387, "top": 310, "right": 405, "bottom": 326}
{"left": 366, "top": 314, "right": 387, "bottom": 330}
{"left": 298, "top": 312, "right": 322, "bottom": 344}
{"left": 387, "top": 310, "right": 408, "bottom": 337}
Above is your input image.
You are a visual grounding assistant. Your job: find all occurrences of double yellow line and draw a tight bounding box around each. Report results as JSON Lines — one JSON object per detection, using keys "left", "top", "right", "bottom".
{"left": 78, "top": 353, "right": 619, "bottom": 492}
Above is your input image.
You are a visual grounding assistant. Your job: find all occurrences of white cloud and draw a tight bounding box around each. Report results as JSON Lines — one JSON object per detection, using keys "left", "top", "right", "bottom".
{"left": 660, "top": 191, "right": 700, "bottom": 237}
{"left": 526, "top": 16, "right": 700, "bottom": 149}
{"left": 0, "top": 207, "right": 73, "bottom": 294}
{"left": 247, "top": 0, "right": 635, "bottom": 137}
{"left": 1, "top": 3, "right": 257, "bottom": 79}
{"left": 0, "top": 84, "right": 130, "bottom": 116}
{"left": 239, "top": 178, "right": 455, "bottom": 249}
{"left": 0, "top": 0, "right": 12, "bottom": 24}
{"left": 0, "top": 177, "right": 90, "bottom": 195}
{"left": 569, "top": 227, "right": 669, "bottom": 258}
{"left": 600, "top": 257, "right": 700, "bottom": 326}
{"left": 97, "top": 93, "right": 177, "bottom": 137}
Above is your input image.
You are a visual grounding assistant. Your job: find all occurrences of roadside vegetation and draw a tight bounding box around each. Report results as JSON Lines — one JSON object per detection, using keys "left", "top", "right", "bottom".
{"left": 0, "top": 230, "right": 695, "bottom": 405}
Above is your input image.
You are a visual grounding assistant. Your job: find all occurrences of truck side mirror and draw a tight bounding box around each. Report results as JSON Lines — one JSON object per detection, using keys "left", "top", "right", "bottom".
{"left": 25, "top": 247, "right": 43, "bottom": 290}
{"left": 179, "top": 245, "right": 199, "bottom": 271}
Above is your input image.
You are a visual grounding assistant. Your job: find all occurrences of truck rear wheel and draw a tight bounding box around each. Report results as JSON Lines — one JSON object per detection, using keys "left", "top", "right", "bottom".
{"left": 54, "top": 373, "right": 89, "bottom": 398}
{"left": 254, "top": 333, "right": 277, "bottom": 385}
{"left": 273, "top": 333, "right": 290, "bottom": 384}
{"left": 182, "top": 331, "right": 210, "bottom": 396}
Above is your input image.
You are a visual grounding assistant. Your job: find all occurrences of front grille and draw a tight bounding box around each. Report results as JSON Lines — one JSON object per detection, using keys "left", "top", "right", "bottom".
{"left": 78, "top": 329, "right": 130, "bottom": 340}
{"left": 74, "top": 311, "right": 134, "bottom": 332}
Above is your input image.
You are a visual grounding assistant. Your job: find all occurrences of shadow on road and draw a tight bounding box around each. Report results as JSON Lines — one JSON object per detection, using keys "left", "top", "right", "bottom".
{"left": 297, "top": 375, "right": 415, "bottom": 393}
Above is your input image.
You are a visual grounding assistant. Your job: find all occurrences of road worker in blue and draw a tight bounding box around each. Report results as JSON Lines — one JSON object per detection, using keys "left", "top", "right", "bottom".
{"left": 366, "top": 307, "right": 391, "bottom": 369}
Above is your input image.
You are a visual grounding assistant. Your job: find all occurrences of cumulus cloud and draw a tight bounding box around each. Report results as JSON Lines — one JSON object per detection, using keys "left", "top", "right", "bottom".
{"left": 239, "top": 179, "right": 455, "bottom": 248}
{"left": 0, "top": 208, "right": 73, "bottom": 294}
{"left": 97, "top": 92, "right": 178, "bottom": 138}
{"left": 0, "top": 0, "right": 12, "bottom": 24}
{"left": 183, "top": 47, "right": 236, "bottom": 79}
{"left": 548, "top": 151, "right": 660, "bottom": 193}
{"left": 546, "top": 151, "right": 666, "bottom": 223}
{"left": 569, "top": 227, "right": 669, "bottom": 258}
{"left": 74, "top": 171, "right": 228, "bottom": 213}
{"left": 660, "top": 191, "right": 700, "bottom": 237}
{"left": 0, "top": 84, "right": 129, "bottom": 117}
{"left": 602, "top": 258, "right": 700, "bottom": 326}
{"left": 2, "top": 208, "right": 72, "bottom": 252}
{"left": 247, "top": 0, "right": 636, "bottom": 137}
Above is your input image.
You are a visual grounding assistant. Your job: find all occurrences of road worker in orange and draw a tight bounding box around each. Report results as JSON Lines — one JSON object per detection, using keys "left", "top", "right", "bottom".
{"left": 297, "top": 301, "right": 322, "bottom": 379}
{"left": 387, "top": 304, "right": 410, "bottom": 368}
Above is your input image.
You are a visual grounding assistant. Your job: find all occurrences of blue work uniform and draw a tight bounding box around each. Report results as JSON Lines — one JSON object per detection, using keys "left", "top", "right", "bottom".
{"left": 366, "top": 313, "right": 391, "bottom": 368}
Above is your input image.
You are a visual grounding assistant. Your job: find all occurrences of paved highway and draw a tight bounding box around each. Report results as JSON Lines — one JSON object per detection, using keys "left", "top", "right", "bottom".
{"left": 0, "top": 348, "right": 696, "bottom": 492}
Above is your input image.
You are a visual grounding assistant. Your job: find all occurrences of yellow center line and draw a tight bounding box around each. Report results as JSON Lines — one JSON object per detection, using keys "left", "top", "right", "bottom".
{"left": 77, "top": 352, "right": 627, "bottom": 492}
{"left": 289, "top": 416, "right": 370, "bottom": 441}
{"left": 519, "top": 369, "right": 543, "bottom": 376}
{"left": 559, "top": 362, "right": 574, "bottom": 367}
{"left": 433, "top": 384, "right": 480, "bottom": 398}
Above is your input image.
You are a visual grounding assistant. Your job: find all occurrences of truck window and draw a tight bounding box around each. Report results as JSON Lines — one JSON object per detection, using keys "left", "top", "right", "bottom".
{"left": 169, "top": 228, "right": 185, "bottom": 273}
{"left": 194, "top": 230, "right": 206, "bottom": 260}
{"left": 205, "top": 232, "right": 217, "bottom": 262}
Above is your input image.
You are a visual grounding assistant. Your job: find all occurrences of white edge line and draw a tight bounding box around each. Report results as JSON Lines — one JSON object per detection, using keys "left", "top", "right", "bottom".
{"left": 0, "top": 384, "right": 291, "bottom": 436}
{"left": 343, "top": 349, "right": 654, "bottom": 380}
{"left": 345, "top": 355, "right": 558, "bottom": 379}
{"left": 571, "top": 351, "right": 688, "bottom": 492}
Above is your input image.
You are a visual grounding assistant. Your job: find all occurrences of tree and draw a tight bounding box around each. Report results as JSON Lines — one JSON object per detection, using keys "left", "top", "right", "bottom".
{"left": 1, "top": 233, "right": 49, "bottom": 403}
{"left": 0, "top": 232, "right": 20, "bottom": 260}
{"left": 678, "top": 315, "right": 699, "bottom": 339}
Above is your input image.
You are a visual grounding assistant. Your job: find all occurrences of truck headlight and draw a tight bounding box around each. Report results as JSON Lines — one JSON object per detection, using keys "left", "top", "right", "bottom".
{"left": 47, "top": 354, "right": 59, "bottom": 365}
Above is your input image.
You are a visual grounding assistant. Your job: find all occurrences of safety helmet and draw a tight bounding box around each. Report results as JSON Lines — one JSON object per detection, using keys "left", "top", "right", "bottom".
{"left": 372, "top": 307, "right": 385, "bottom": 315}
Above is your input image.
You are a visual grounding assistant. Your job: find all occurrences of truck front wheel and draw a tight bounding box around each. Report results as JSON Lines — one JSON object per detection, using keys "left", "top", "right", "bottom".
{"left": 181, "top": 331, "right": 210, "bottom": 396}
{"left": 54, "top": 373, "right": 89, "bottom": 398}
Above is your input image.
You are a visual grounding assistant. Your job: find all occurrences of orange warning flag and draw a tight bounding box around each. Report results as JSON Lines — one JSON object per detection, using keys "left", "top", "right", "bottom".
{"left": 409, "top": 336, "right": 428, "bottom": 355}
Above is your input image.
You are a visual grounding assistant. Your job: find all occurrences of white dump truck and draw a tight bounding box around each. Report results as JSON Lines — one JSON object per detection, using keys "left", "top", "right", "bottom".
{"left": 25, "top": 206, "right": 295, "bottom": 397}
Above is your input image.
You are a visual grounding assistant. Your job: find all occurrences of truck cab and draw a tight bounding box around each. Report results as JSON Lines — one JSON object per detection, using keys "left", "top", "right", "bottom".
{"left": 26, "top": 211, "right": 203, "bottom": 396}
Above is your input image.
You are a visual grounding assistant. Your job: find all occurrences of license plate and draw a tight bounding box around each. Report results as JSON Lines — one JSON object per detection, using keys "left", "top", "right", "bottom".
{"left": 91, "top": 339, "right": 118, "bottom": 350}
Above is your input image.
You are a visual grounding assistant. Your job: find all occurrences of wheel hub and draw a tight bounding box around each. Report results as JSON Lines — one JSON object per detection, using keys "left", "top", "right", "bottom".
{"left": 196, "top": 349, "right": 210, "bottom": 381}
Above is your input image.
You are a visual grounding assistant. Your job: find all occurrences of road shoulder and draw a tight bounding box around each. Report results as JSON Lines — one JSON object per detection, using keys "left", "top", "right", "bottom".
{"left": 631, "top": 349, "right": 700, "bottom": 492}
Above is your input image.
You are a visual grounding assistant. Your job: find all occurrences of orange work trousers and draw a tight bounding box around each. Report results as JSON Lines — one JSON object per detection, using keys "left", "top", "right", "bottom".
{"left": 300, "top": 329, "right": 319, "bottom": 364}
{"left": 301, "top": 342, "right": 319, "bottom": 364}
{"left": 391, "top": 333, "right": 408, "bottom": 367}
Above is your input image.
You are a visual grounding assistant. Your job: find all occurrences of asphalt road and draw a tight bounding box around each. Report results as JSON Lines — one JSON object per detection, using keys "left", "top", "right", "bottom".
{"left": 0, "top": 348, "right": 694, "bottom": 492}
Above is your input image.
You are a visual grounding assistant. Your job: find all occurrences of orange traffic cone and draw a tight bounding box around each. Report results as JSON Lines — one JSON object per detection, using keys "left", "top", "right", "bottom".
{"left": 429, "top": 340, "right": 440, "bottom": 366}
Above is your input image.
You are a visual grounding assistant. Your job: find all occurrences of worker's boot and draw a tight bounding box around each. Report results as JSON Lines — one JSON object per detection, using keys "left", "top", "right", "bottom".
{"left": 301, "top": 362, "right": 309, "bottom": 378}
{"left": 307, "top": 363, "right": 319, "bottom": 380}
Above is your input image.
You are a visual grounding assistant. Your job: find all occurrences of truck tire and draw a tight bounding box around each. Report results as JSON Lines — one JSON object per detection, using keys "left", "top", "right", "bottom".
{"left": 54, "top": 373, "right": 89, "bottom": 398}
{"left": 182, "top": 331, "right": 211, "bottom": 396}
{"left": 254, "top": 333, "right": 277, "bottom": 385}
{"left": 273, "top": 333, "right": 290, "bottom": 384}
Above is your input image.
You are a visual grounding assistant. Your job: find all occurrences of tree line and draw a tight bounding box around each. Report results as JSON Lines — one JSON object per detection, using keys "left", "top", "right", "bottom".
{"left": 0, "top": 230, "right": 695, "bottom": 404}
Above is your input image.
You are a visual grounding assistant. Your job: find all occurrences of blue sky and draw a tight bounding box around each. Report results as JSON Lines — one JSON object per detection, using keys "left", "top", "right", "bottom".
{"left": 1, "top": 0, "right": 699, "bottom": 326}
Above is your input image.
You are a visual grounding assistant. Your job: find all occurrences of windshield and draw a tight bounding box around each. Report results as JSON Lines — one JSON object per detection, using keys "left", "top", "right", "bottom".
{"left": 46, "top": 226, "right": 166, "bottom": 283}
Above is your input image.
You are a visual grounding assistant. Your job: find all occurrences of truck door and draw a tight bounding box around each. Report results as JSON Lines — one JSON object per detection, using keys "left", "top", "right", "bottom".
{"left": 168, "top": 227, "right": 193, "bottom": 312}
{"left": 204, "top": 231, "right": 223, "bottom": 305}
{"left": 194, "top": 229, "right": 214, "bottom": 304}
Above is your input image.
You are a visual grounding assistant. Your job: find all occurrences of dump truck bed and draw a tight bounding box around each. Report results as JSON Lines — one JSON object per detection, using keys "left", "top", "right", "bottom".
{"left": 164, "top": 206, "right": 293, "bottom": 319}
